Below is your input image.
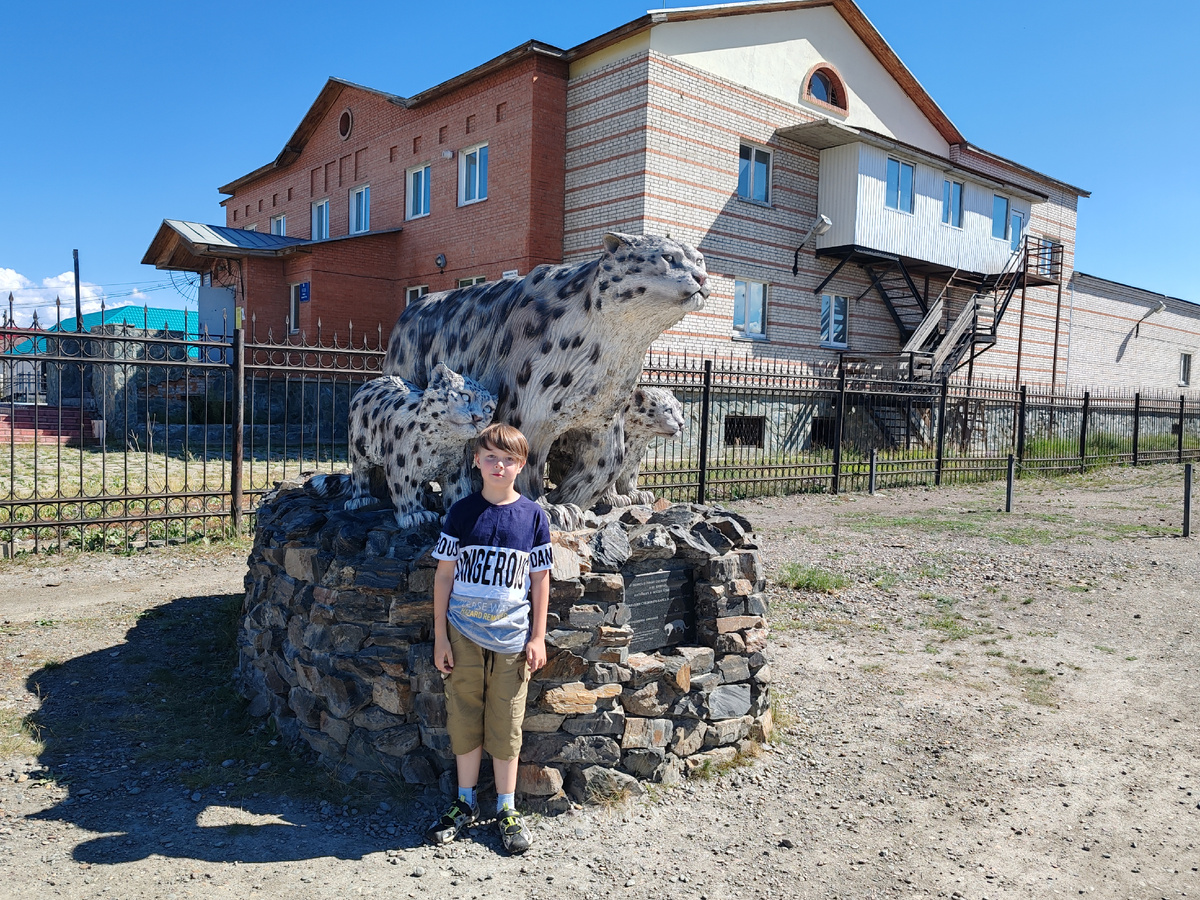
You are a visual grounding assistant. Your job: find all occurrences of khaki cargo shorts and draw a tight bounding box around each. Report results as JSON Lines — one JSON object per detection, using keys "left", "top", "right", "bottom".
{"left": 444, "top": 622, "right": 531, "bottom": 761}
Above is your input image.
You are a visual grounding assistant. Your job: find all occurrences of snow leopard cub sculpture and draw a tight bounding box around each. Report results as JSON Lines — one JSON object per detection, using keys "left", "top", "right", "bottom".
{"left": 313, "top": 362, "right": 495, "bottom": 530}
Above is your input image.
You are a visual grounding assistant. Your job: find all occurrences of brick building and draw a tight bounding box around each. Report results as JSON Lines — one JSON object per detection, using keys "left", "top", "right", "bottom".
{"left": 142, "top": 0, "right": 1192, "bottom": 390}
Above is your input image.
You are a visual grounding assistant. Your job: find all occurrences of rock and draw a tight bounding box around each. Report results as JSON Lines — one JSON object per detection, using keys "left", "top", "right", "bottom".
{"left": 589, "top": 522, "right": 631, "bottom": 572}
{"left": 686, "top": 746, "right": 738, "bottom": 774}
{"left": 648, "top": 506, "right": 702, "bottom": 530}
{"left": 352, "top": 706, "right": 409, "bottom": 731}
{"left": 567, "top": 765, "right": 645, "bottom": 803}
{"left": 331, "top": 591, "right": 388, "bottom": 625}
{"left": 707, "top": 516, "right": 748, "bottom": 545}
{"left": 388, "top": 596, "right": 433, "bottom": 626}
{"left": 563, "top": 710, "right": 625, "bottom": 736}
{"left": 400, "top": 754, "right": 438, "bottom": 785}
{"left": 621, "top": 717, "right": 673, "bottom": 750}
{"left": 619, "top": 507, "right": 653, "bottom": 526}
{"left": 668, "top": 524, "right": 717, "bottom": 559}
{"left": 372, "top": 679, "right": 413, "bottom": 715}
{"left": 708, "top": 684, "right": 752, "bottom": 720}
{"left": 622, "top": 681, "right": 671, "bottom": 717}
{"left": 289, "top": 686, "right": 323, "bottom": 728}
{"left": 597, "top": 625, "right": 633, "bottom": 647}
{"left": 704, "top": 554, "right": 741, "bottom": 582}
{"left": 660, "top": 656, "right": 692, "bottom": 691}
{"left": 626, "top": 653, "right": 666, "bottom": 688}
{"left": 673, "top": 646, "right": 714, "bottom": 675}
{"left": 546, "top": 629, "right": 592, "bottom": 652}
{"left": 752, "top": 663, "right": 772, "bottom": 684}
{"left": 750, "top": 708, "right": 774, "bottom": 742}
{"left": 299, "top": 725, "right": 345, "bottom": 760}
{"left": 621, "top": 747, "right": 666, "bottom": 778}
{"left": 414, "top": 692, "right": 447, "bottom": 728}
{"left": 716, "top": 615, "right": 765, "bottom": 633}
{"left": 568, "top": 604, "right": 606, "bottom": 629}
{"left": 717, "top": 655, "right": 751, "bottom": 683}
{"left": 743, "top": 627, "right": 769, "bottom": 654}
{"left": 542, "top": 682, "right": 622, "bottom": 714}
{"left": 746, "top": 592, "right": 770, "bottom": 616}
{"left": 535, "top": 649, "right": 589, "bottom": 682}
{"left": 714, "top": 632, "right": 746, "bottom": 655}
{"left": 689, "top": 672, "right": 722, "bottom": 693}
{"left": 702, "top": 716, "right": 751, "bottom": 748}
{"left": 589, "top": 662, "right": 631, "bottom": 684}
{"left": 284, "top": 547, "right": 318, "bottom": 581}
{"left": 671, "top": 692, "right": 707, "bottom": 720}
{"left": 691, "top": 521, "right": 734, "bottom": 554}
{"left": 331, "top": 624, "right": 368, "bottom": 654}
{"left": 557, "top": 736, "right": 622, "bottom": 767}
{"left": 319, "top": 712, "right": 353, "bottom": 747}
{"left": 517, "top": 764, "right": 565, "bottom": 797}
{"left": 627, "top": 525, "right": 676, "bottom": 561}
{"left": 551, "top": 545, "right": 583, "bottom": 581}
{"left": 670, "top": 719, "right": 707, "bottom": 757}
{"left": 247, "top": 694, "right": 270, "bottom": 717}
{"left": 523, "top": 713, "right": 567, "bottom": 733}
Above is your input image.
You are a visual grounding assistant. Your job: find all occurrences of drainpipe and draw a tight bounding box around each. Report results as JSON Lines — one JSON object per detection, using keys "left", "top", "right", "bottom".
{"left": 1063, "top": 274, "right": 1077, "bottom": 389}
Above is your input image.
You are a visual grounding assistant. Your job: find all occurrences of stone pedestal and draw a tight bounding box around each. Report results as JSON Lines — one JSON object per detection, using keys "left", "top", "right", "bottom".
{"left": 237, "top": 483, "right": 772, "bottom": 807}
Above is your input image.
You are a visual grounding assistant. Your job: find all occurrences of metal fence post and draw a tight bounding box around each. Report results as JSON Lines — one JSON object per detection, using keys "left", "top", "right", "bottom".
{"left": 231, "top": 324, "right": 246, "bottom": 535}
{"left": 1080, "top": 391, "right": 1090, "bottom": 473}
{"left": 1185, "top": 463, "right": 1193, "bottom": 538}
{"left": 1132, "top": 391, "right": 1141, "bottom": 467}
{"left": 832, "top": 366, "right": 846, "bottom": 493}
{"left": 934, "top": 376, "right": 948, "bottom": 486}
{"left": 696, "top": 359, "right": 712, "bottom": 505}
{"left": 1179, "top": 394, "right": 1185, "bottom": 463}
{"left": 1016, "top": 384, "right": 1027, "bottom": 465}
{"left": 868, "top": 448, "right": 877, "bottom": 495}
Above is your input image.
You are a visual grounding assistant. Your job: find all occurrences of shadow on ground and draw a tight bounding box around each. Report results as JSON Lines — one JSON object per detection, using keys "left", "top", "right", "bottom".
{"left": 23, "top": 590, "right": 427, "bottom": 864}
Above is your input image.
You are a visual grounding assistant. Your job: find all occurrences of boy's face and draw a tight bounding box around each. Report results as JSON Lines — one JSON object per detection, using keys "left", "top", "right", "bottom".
{"left": 474, "top": 441, "right": 526, "bottom": 490}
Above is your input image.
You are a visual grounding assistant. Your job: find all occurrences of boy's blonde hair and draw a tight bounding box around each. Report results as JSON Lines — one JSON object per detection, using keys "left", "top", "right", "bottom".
{"left": 474, "top": 423, "right": 529, "bottom": 462}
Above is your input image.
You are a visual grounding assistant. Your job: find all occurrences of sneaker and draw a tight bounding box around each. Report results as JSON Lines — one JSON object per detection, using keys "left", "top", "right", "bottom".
{"left": 425, "top": 796, "right": 479, "bottom": 845}
{"left": 497, "top": 806, "right": 532, "bottom": 854}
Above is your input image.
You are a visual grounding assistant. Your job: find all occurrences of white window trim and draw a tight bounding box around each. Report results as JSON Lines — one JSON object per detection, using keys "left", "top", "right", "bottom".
{"left": 405, "top": 285, "right": 429, "bottom": 303}
{"left": 349, "top": 184, "right": 370, "bottom": 235}
{"left": 991, "top": 194, "right": 1011, "bottom": 242}
{"left": 458, "top": 142, "right": 489, "bottom": 206}
{"left": 288, "top": 283, "right": 302, "bottom": 334}
{"left": 885, "top": 158, "right": 915, "bottom": 215}
{"left": 311, "top": 199, "right": 330, "bottom": 241}
{"left": 243, "top": 224, "right": 258, "bottom": 232}
{"left": 732, "top": 278, "right": 769, "bottom": 341}
{"left": 406, "top": 163, "right": 431, "bottom": 220}
{"left": 270, "top": 214, "right": 287, "bottom": 236}
{"left": 736, "top": 143, "right": 773, "bottom": 207}
{"left": 457, "top": 275, "right": 487, "bottom": 288}
{"left": 940, "top": 180, "right": 964, "bottom": 229}
{"left": 820, "top": 293, "right": 849, "bottom": 349}
{"left": 1181, "top": 352, "right": 1192, "bottom": 387}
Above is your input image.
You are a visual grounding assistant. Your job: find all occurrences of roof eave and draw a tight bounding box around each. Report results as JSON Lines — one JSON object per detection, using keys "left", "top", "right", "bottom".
{"left": 959, "top": 142, "right": 1091, "bottom": 198}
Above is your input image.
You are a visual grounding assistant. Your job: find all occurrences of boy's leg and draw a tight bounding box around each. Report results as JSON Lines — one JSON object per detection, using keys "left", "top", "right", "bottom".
{"left": 482, "top": 651, "right": 533, "bottom": 854}
{"left": 427, "top": 625, "right": 486, "bottom": 845}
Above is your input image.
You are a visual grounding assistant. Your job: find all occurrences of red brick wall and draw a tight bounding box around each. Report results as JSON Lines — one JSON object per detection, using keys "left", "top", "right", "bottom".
{"left": 222, "top": 55, "right": 568, "bottom": 337}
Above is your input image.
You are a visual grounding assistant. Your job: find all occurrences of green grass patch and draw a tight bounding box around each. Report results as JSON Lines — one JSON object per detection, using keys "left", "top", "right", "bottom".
{"left": 924, "top": 612, "right": 973, "bottom": 641}
{"left": 1007, "top": 664, "right": 1056, "bottom": 707}
{"left": 777, "top": 563, "right": 852, "bottom": 593}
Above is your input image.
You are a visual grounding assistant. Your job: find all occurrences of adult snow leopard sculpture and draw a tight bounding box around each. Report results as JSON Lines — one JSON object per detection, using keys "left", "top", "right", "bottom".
{"left": 382, "top": 233, "right": 708, "bottom": 514}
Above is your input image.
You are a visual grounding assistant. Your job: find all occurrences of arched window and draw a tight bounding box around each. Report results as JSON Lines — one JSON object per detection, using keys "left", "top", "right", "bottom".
{"left": 804, "top": 64, "right": 847, "bottom": 113}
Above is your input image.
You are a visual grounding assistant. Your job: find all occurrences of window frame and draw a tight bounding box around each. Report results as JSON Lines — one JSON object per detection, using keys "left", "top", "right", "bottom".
{"left": 457, "top": 275, "right": 487, "bottom": 288}
{"left": 736, "top": 143, "right": 772, "bottom": 206}
{"left": 311, "top": 199, "right": 330, "bottom": 241}
{"left": 270, "top": 214, "right": 287, "bottom": 236}
{"left": 820, "top": 293, "right": 849, "bottom": 349}
{"left": 1181, "top": 352, "right": 1192, "bottom": 387}
{"left": 941, "top": 179, "right": 963, "bottom": 228}
{"left": 405, "top": 285, "right": 429, "bottom": 304}
{"left": 991, "top": 194, "right": 1010, "bottom": 241}
{"left": 288, "top": 283, "right": 302, "bottom": 334}
{"left": 885, "top": 158, "right": 915, "bottom": 214}
{"left": 349, "top": 184, "right": 370, "bottom": 235}
{"left": 407, "top": 164, "right": 431, "bottom": 220}
{"left": 458, "top": 142, "right": 489, "bottom": 206}
{"left": 732, "top": 278, "right": 768, "bottom": 340}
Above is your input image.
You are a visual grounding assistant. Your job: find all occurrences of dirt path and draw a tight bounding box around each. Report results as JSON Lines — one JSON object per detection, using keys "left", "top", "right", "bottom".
{"left": 1, "top": 466, "right": 1197, "bottom": 899}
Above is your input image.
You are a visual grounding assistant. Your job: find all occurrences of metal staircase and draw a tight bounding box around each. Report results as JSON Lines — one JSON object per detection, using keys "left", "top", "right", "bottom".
{"left": 865, "top": 260, "right": 927, "bottom": 342}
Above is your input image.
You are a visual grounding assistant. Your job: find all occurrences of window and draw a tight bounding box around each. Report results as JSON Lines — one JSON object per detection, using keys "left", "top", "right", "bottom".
{"left": 737, "top": 144, "right": 771, "bottom": 204}
{"left": 1182, "top": 353, "right": 1192, "bottom": 387}
{"left": 457, "top": 276, "right": 487, "bottom": 288}
{"left": 724, "top": 415, "right": 765, "bottom": 448}
{"left": 288, "top": 284, "right": 302, "bottom": 333}
{"left": 886, "top": 158, "right": 914, "bottom": 213}
{"left": 244, "top": 224, "right": 258, "bottom": 232}
{"left": 805, "top": 67, "right": 846, "bottom": 111}
{"left": 821, "top": 294, "right": 848, "bottom": 348}
{"left": 406, "top": 285, "right": 429, "bottom": 303}
{"left": 350, "top": 185, "right": 370, "bottom": 234}
{"left": 733, "top": 279, "right": 767, "bottom": 338}
{"left": 941, "top": 180, "right": 963, "bottom": 228}
{"left": 270, "top": 214, "right": 286, "bottom": 236}
{"left": 459, "top": 143, "right": 488, "bottom": 205}
{"left": 311, "top": 199, "right": 329, "bottom": 240}
{"left": 407, "top": 164, "right": 431, "bottom": 219}
{"left": 1010, "top": 209, "right": 1024, "bottom": 252}
{"left": 992, "top": 195, "right": 1010, "bottom": 240}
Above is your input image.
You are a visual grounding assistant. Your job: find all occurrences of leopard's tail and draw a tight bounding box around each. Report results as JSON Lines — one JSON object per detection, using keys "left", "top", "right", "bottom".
{"left": 305, "top": 472, "right": 353, "bottom": 499}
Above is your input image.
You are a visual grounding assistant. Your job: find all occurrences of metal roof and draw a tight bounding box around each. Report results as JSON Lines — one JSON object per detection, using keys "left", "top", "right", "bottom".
{"left": 4, "top": 305, "right": 201, "bottom": 356}
{"left": 142, "top": 219, "right": 311, "bottom": 272}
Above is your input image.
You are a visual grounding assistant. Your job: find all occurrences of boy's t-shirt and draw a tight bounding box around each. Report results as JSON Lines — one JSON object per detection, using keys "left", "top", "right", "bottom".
{"left": 432, "top": 492, "right": 553, "bottom": 654}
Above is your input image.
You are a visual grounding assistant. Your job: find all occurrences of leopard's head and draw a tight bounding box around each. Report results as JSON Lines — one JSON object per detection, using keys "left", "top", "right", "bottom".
{"left": 630, "top": 386, "right": 685, "bottom": 439}
{"left": 427, "top": 362, "right": 496, "bottom": 433}
{"left": 598, "top": 233, "right": 709, "bottom": 315}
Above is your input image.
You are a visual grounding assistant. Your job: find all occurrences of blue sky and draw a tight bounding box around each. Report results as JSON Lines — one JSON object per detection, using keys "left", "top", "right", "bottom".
{"left": 2, "top": 0, "right": 1196, "bottom": 326}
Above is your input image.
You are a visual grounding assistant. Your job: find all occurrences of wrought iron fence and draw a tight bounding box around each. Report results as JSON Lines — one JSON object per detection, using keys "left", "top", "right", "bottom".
{"left": 4, "top": 314, "right": 1200, "bottom": 555}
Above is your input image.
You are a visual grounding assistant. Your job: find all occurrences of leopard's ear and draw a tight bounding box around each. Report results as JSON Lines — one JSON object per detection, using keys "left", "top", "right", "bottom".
{"left": 602, "top": 232, "right": 635, "bottom": 254}
{"left": 429, "top": 361, "right": 452, "bottom": 387}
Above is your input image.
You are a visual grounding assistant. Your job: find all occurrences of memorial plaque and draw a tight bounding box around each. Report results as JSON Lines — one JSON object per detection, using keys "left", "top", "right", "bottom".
{"left": 625, "top": 565, "right": 695, "bottom": 653}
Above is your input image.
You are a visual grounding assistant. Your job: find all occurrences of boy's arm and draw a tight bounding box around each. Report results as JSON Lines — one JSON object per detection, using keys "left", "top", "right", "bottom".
{"left": 525, "top": 569, "right": 549, "bottom": 671}
{"left": 432, "top": 558, "right": 457, "bottom": 674}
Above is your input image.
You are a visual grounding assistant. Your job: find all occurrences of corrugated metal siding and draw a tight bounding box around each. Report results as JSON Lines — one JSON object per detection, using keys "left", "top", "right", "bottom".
{"left": 814, "top": 144, "right": 859, "bottom": 248}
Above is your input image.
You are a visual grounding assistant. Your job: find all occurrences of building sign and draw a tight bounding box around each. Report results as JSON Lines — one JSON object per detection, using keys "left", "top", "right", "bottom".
{"left": 625, "top": 565, "right": 696, "bottom": 653}
{"left": 299, "top": 282, "right": 311, "bottom": 303}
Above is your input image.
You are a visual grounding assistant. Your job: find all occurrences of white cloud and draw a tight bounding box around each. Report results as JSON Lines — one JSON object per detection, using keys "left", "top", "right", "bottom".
{"left": 1, "top": 267, "right": 107, "bottom": 327}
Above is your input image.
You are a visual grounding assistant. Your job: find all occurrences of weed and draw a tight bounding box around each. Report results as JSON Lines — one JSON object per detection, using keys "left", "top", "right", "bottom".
{"left": 777, "top": 563, "right": 852, "bottom": 593}
{"left": 1125, "top": 656, "right": 1137, "bottom": 661}
{"left": 35, "top": 619, "right": 57, "bottom": 628}
{"left": 1007, "top": 664, "right": 1056, "bottom": 706}
{"left": 924, "top": 613, "right": 973, "bottom": 641}
{"left": 1095, "top": 645, "right": 1116, "bottom": 654}
{"left": 1021, "top": 597, "right": 1035, "bottom": 605}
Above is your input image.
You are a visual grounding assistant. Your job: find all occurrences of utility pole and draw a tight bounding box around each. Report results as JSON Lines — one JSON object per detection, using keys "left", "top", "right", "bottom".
{"left": 73, "top": 249, "right": 83, "bottom": 332}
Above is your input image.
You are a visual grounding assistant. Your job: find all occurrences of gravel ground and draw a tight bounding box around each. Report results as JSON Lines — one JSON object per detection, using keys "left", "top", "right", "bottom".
{"left": 1, "top": 465, "right": 1197, "bottom": 900}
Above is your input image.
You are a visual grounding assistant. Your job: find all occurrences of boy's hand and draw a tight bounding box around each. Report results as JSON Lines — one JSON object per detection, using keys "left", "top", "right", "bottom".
{"left": 525, "top": 635, "right": 546, "bottom": 672}
{"left": 434, "top": 636, "right": 454, "bottom": 674}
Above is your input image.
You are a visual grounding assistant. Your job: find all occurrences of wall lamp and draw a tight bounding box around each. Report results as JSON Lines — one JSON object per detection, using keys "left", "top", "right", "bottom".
{"left": 435, "top": 254, "right": 447, "bottom": 274}
{"left": 792, "top": 214, "right": 833, "bottom": 276}
{"left": 1134, "top": 298, "right": 1166, "bottom": 337}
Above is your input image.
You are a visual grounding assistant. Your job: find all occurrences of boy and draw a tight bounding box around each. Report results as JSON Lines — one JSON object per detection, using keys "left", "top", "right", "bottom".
{"left": 426, "top": 423, "right": 552, "bottom": 853}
